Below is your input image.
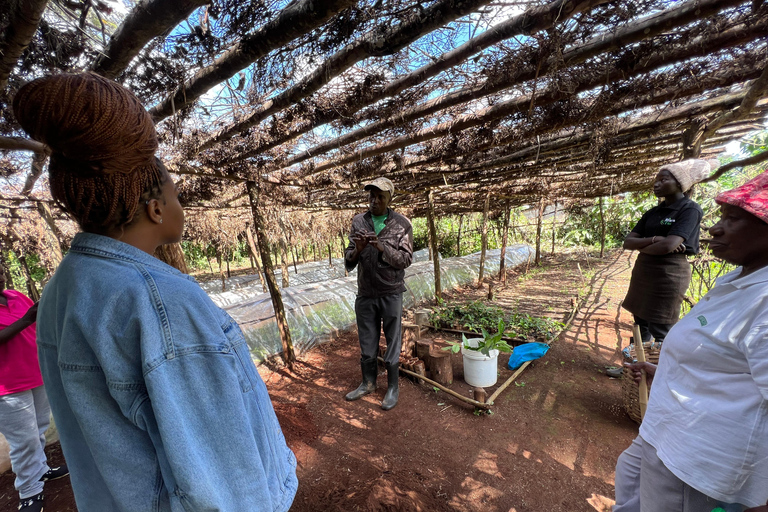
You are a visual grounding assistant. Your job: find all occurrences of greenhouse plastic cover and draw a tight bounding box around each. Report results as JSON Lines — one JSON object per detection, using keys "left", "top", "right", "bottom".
{"left": 204, "top": 245, "right": 533, "bottom": 360}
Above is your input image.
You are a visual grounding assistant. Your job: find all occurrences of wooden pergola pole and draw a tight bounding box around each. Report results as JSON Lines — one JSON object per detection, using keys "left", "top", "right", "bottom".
{"left": 535, "top": 197, "right": 544, "bottom": 265}
{"left": 456, "top": 214, "right": 463, "bottom": 257}
{"left": 246, "top": 180, "right": 295, "bottom": 368}
{"left": 478, "top": 192, "right": 490, "bottom": 284}
{"left": 551, "top": 200, "right": 558, "bottom": 255}
{"left": 426, "top": 189, "right": 442, "bottom": 301}
{"left": 245, "top": 223, "right": 268, "bottom": 293}
{"left": 599, "top": 196, "right": 606, "bottom": 258}
{"left": 499, "top": 200, "right": 511, "bottom": 284}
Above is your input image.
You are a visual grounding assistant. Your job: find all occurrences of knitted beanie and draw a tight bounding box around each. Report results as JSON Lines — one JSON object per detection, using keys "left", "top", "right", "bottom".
{"left": 659, "top": 159, "right": 718, "bottom": 192}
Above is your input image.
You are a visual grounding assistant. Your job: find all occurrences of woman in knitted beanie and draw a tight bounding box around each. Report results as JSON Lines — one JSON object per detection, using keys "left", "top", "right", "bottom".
{"left": 619, "top": 159, "right": 715, "bottom": 350}
{"left": 614, "top": 169, "right": 768, "bottom": 511}
{"left": 12, "top": 73, "right": 297, "bottom": 512}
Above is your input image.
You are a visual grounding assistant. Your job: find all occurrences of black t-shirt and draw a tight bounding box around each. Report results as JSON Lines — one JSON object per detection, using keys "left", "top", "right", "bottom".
{"left": 631, "top": 197, "right": 703, "bottom": 254}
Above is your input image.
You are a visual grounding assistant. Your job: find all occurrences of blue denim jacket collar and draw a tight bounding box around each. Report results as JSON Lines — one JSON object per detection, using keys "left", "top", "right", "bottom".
{"left": 69, "top": 232, "right": 194, "bottom": 281}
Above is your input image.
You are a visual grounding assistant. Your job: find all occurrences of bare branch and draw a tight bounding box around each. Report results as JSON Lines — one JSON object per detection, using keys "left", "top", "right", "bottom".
{"left": 90, "top": 0, "right": 211, "bottom": 79}
{"left": 149, "top": 0, "right": 358, "bottom": 122}
{"left": 0, "top": 0, "right": 49, "bottom": 90}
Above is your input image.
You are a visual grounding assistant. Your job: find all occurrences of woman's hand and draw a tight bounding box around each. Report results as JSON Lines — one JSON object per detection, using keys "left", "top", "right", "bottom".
{"left": 22, "top": 302, "right": 38, "bottom": 323}
{"left": 624, "top": 361, "right": 656, "bottom": 386}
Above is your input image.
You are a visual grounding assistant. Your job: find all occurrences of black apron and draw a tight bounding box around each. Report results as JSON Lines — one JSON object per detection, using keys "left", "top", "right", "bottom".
{"left": 622, "top": 253, "right": 691, "bottom": 324}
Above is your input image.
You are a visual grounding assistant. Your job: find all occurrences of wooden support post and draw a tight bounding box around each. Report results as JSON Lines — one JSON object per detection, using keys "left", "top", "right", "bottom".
{"left": 327, "top": 243, "right": 332, "bottom": 267}
{"left": 245, "top": 224, "right": 268, "bottom": 293}
{"left": 551, "top": 201, "right": 558, "bottom": 255}
{"left": 478, "top": 192, "right": 490, "bottom": 284}
{"left": 426, "top": 189, "right": 442, "bottom": 301}
{"left": 456, "top": 214, "right": 463, "bottom": 257}
{"left": 599, "top": 196, "right": 606, "bottom": 259}
{"left": 535, "top": 197, "right": 544, "bottom": 266}
{"left": 499, "top": 200, "right": 511, "bottom": 284}
{"left": 473, "top": 387, "right": 487, "bottom": 404}
{"left": 246, "top": 180, "right": 295, "bottom": 369}
{"left": 225, "top": 250, "right": 231, "bottom": 278}
{"left": 279, "top": 237, "right": 290, "bottom": 288}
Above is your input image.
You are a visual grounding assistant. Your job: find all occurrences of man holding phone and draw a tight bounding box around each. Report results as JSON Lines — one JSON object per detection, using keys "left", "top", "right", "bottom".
{"left": 344, "top": 177, "right": 413, "bottom": 410}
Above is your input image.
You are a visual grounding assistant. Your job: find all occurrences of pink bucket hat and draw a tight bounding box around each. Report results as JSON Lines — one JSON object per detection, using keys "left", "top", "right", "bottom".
{"left": 715, "top": 169, "right": 768, "bottom": 223}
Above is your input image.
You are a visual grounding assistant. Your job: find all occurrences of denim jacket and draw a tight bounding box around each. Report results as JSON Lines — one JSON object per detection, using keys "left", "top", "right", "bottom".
{"left": 344, "top": 208, "right": 413, "bottom": 298}
{"left": 37, "top": 233, "right": 297, "bottom": 512}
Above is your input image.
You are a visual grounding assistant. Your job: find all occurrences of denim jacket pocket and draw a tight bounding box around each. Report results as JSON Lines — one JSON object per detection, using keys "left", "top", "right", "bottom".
{"left": 221, "top": 318, "right": 257, "bottom": 393}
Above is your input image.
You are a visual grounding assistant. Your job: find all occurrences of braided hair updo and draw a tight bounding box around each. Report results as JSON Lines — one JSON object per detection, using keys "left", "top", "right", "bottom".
{"left": 12, "top": 72, "right": 165, "bottom": 233}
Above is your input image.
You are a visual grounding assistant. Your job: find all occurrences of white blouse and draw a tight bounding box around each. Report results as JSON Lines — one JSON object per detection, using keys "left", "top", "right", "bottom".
{"left": 640, "top": 265, "right": 768, "bottom": 507}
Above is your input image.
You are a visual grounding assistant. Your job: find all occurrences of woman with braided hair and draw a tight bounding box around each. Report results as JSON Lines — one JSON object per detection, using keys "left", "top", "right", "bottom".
{"left": 12, "top": 73, "right": 297, "bottom": 511}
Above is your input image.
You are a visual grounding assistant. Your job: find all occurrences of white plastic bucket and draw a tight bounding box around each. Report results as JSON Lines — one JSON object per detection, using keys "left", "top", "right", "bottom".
{"left": 461, "top": 338, "right": 499, "bottom": 387}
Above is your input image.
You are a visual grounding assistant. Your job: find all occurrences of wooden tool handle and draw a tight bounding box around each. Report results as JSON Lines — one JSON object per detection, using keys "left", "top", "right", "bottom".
{"left": 632, "top": 324, "right": 649, "bottom": 419}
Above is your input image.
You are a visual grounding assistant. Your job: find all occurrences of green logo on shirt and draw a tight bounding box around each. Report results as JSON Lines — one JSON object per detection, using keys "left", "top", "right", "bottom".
{"left": 697, "top": 315, "right": 707, "bottom": 326}
{"left": 660, "top": 218, "right": 676, "bottom": 226}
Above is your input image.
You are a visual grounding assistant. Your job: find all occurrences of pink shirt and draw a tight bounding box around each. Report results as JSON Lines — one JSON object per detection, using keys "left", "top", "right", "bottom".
{"left": 0, "top": 290, "right": 43, "bottom": 395}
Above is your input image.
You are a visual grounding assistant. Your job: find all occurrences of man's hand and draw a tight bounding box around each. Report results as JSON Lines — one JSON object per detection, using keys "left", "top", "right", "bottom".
{"left": 367, "top": 235, "right": 384, "bottom": 252}
{"left": 673, "top": 242, "right": 686, "bottom": 253}
{"left": 624, "top": 361, "right": 657, "bottom": 387}
{"left": 351, "top": 231, "right": 372, "bottom": 253}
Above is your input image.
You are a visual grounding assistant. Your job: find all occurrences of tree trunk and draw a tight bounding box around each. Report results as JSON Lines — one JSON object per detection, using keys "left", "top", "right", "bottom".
{"left": 499, "top": 200, "right": 511, "bottom": 284}
{"left": 226, "top": 250, "right": 231, "bottom": 278}
{"left": 36, "top": 202, "right": 64, "bottom": 270}
{"left": 478, "top": 193, "right": 491, "bottom": 284}
{"left": 426, "top": 190, "right": 442, "bottom": 301}
{"left": 327, "top": 243, "right": 333, "bottom": 267}
{"left": 246, "top": 180, "right": 295, "bottom": 368}
{"left": 535, "top": 198, "right": 544, "bottom": 265}
{"left": 18, "top": 253, "right": 40, "bottom": 301}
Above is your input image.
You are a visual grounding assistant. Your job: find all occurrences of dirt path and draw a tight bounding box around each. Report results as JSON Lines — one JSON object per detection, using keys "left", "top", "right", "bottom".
{"left": 1, "top": 249, "right": 640, "bottom": 511}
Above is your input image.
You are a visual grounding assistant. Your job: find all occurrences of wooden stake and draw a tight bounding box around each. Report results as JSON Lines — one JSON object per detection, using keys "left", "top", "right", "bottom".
{"left": 487, "top": 360, "right": 532, "bottom": 405}
{"left": 478, "top": 192, "right": 490, "bottom": 284}
{"left": 632, "top": 324, "right": 649, "bottom": 419}
{"left": 499, "top": 200, "right": 511, "bottom": 284}
{"left": 246, "top": 180, "right": 295, "bottom": 369}
{"left": 535, "top": 197, "right": 544, "bottom": 265}
{"left": 426, "top": 189, "right": 442, "bottom": 300}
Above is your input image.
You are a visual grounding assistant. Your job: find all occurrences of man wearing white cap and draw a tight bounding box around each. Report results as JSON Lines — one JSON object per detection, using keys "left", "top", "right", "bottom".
{"left": 344, "top": 177, "right": 413, "bottom": 410}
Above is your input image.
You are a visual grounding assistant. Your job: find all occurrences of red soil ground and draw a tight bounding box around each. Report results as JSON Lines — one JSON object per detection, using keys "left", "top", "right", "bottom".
{"left": 1, "top": 249, "right": 640, "bottom": 511}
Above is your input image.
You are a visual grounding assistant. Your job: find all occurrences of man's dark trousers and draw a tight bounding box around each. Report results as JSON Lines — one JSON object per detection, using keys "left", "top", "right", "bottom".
{"left": 355, "top": 294, "right": 402, "bottom": 365}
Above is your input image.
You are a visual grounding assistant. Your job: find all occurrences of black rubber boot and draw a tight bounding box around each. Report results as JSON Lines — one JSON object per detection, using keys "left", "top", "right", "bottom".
{"left": 381, "top": 363, "right": 399, "bottom": 411}
{"left": 345, "top": 357, "right": 377, "bottom": 401}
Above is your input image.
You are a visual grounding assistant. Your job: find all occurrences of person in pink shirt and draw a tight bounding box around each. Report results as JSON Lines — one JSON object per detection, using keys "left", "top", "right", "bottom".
{"left": 0, "top": 270, "right": 68, "bottom": 512}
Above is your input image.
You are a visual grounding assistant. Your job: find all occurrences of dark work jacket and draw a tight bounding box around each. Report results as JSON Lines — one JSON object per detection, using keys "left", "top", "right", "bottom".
{"left": 344, "top": 208, "right": 413, "bottom": 298}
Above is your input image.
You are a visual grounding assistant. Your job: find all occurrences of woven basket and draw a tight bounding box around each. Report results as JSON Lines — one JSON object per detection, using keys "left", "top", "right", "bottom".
{"left": 621, "top": 342, "right": 662, "bottom": 424}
